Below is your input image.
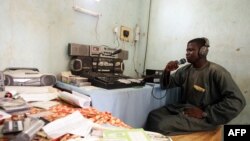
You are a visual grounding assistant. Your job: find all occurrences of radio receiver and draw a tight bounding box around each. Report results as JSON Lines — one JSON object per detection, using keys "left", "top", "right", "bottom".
{"left": 3, "top": 68, "right": 57, "bottom": 86}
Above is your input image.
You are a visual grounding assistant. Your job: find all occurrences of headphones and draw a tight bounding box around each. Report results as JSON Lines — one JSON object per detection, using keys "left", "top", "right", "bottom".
{"left": 199, "top": 37, "right": 210, "bottom": 57}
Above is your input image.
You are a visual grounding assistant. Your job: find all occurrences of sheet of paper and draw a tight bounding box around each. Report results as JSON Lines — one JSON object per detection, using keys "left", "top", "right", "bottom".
{"left": 5, "top": 86, "right": 54, "bottom": 93}
{"left": 30, "top": 101, "right": 60, "bottom": 110}
{"left": 103, "top": 128, "right": 151, "bottom": 141}
{"left": 20, "top": 92, "right": 58, "bottom": 102}
{"left": 144, "top": 131, "right": 172, "bottom": 141}
{"left": 42, "top": 111, "right": 93, "bottom": 139}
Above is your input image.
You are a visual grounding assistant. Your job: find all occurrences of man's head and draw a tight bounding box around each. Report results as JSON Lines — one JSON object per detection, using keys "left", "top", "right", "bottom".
{"left": 186, "top": 37, "right": 210, "bottom": 65}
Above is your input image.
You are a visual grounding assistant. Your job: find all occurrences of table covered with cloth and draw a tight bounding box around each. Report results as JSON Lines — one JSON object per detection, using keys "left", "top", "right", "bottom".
{"left": 0, "top": 99, "right": 130, "bottom": 141}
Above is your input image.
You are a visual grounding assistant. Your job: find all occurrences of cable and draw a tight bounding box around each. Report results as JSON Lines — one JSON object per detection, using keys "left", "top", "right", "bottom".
{"left": 148, "top": 83, "right": 167, "bottom": 100}
{"left": 133, "top": 41, "right": 139, "bottom": 77}
{"left": 73, "top": 0, "right": 101, "bottom": 41}
{"left": 142, "top": 0, "right": 152, "bottom": 76}
{"left": 113, "top": 27, "right": 120, "bottom": 48}
{"left": 95, "top": 16, "right": 100, "bottom": 41}
{"left": 122, "top": 40, "right": 125, "bottom": 48}
{"left": 133, "top": 41, "right": 143, "bottom": 77}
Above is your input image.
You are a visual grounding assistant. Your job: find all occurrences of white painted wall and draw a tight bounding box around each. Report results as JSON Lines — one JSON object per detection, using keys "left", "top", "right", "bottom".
{"left": 0, "top": 0, "right": 150, "bottom": 77}
{"left": 0, "top": 0, "right": 249, "bottom": 124}
{"left": 146, "top": 0, "right": 250, "bottom": 124}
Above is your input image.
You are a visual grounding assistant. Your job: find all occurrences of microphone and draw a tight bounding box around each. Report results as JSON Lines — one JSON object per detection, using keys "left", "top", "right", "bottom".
{"left": 177, "top": 58, "right": 186, "bottom": 65}
{"left": 111, "top": 49, "right": 122, "bottom": 55}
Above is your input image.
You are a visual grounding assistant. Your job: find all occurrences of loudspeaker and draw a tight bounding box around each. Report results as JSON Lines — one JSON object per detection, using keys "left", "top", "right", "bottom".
{"left": 4, "top": 75, "right": 14, "bottom": 86}
{"left": 199, "top": 37, "right": 210, "bottom": 57}
{"left": 40, "top": 75, "right": 57, "bottom": 86}
{"left": 70, "top": 58, "right": 82, "bottom": 72}
{"left": 70, "top": 56, "right": 93, "bottom": 75}
{"left": 68, "top": 43, "right": 90, "bottom": 56}
{"left": 113, "top": 59, "right": 124, "bottom": 73}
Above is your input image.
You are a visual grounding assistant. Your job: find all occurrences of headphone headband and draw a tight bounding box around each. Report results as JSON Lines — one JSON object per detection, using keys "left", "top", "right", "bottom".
{"left": 202, "top": 37, "right": 210, "bottom": 47}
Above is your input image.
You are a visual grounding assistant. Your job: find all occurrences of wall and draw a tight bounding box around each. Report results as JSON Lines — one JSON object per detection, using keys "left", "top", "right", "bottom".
{"left": 1, "top": 0, "right": 248, "bottom": 124}
{"left": 0, "top": 0, "right": 150, "bottom": 77}
{"left": 146, "top": 0, "right": 250, "bottom": 124}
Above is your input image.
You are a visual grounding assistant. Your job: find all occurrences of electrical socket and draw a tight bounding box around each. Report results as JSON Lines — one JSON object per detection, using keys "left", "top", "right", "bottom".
{"left": 120, "top": 26, "right": 131, "bottom": 42}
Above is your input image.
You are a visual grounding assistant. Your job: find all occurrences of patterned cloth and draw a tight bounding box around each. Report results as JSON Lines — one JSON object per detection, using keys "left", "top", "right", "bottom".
{"left": 29, "top": 101, "right": 130, "bottom": 128}
{"left": 0, "top": 99, "right": 130, "bottom": 141}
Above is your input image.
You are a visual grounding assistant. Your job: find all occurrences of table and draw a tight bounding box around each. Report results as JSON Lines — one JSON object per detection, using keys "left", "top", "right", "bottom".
{"left": 56, "top": 81, "right": 181, "bottom": 128}
{"left": 170, "top": 127, "right": 222, "bottom": 141}
{"left": 0, "top": 86, "right": 130, "bottom": 141}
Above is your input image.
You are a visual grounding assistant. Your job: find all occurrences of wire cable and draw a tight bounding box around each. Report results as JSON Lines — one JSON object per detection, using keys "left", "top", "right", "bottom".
{"left": 95, "top": 16, "right": 100, "bottom": 41}
{"left": 148, "top": 83, "right": 167, "bottom": 100}
{"left": 142, "top": 0, "right": 152, "bottom": 76}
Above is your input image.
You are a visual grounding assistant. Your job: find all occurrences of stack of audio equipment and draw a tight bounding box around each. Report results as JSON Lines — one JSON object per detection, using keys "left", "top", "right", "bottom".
{"left": 68, "top": 43, "right": 145, "bottom": 89}
{"left": 143, "top": 69, "right": 164, "bottom": 83}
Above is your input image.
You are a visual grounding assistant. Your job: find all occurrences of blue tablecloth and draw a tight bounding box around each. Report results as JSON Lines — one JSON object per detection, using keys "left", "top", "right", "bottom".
{"left": 56, "top": 81, "right": 181, "bottom": 128}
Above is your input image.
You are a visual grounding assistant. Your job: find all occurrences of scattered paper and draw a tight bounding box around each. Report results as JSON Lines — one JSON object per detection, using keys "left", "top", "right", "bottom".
{"left": 43, "top": 111, "right": 93, "bottom": 139}
{"left": 0, "top": 97, "right": 27, "bottom": 107}
{"left": 0, "top": 110, "right": 11, "bottom": 120}
{"left": 0, "top": 98, "right": 30, "bottom": 113}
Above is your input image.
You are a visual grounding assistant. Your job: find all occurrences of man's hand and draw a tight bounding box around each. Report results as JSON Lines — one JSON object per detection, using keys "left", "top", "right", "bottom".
{"left": 183, "top": 107, "right": 204, "bottom": 119}
{"left": 165, "top": 61, "right": 179, "bottom": 72}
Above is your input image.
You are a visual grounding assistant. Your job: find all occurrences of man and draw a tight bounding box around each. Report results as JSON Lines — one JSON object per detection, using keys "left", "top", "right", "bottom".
{"left": 145, "top": 37, "right": 246, "bottom": 135}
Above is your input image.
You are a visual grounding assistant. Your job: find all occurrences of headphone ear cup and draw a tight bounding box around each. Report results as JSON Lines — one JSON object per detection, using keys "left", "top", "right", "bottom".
{"left": 199, "top": 46, "right": 208, "bottom": 57}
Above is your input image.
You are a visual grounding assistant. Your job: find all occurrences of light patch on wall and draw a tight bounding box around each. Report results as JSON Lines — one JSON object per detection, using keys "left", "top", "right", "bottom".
{"left": 73, "top": 0, "right": 101, "bottom": 17}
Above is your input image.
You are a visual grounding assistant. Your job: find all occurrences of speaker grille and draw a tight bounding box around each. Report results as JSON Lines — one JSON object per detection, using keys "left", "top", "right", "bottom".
{"left": 40, "top": 75, "right": 57, "bottom": 86}
{"left": 4, "top": 75, "right": 14, "bottom": 86}
{"left": 70, "top": 58, "right": 82, "bottom": 72}
{"left": 68, "top": 43, "right": 90, "bottom": 56}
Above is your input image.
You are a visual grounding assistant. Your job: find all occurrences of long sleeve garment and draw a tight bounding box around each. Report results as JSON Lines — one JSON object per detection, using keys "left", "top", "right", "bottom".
{"left": 160, "top": 61, "right": 246, "bottom": 125}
